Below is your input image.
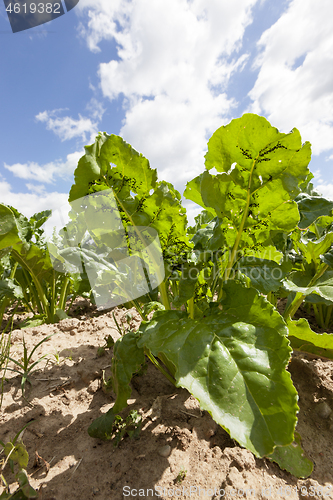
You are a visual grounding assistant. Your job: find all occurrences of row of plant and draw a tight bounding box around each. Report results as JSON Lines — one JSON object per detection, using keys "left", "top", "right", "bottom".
{"left": 1, "top": 114, "right": 333, "bottom": 485}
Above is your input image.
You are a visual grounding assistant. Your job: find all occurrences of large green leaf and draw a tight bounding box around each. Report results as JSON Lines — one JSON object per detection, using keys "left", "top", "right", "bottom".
{"left": 68, "top": 134, "right": 190, "bottom": 260}
{"left": 184, "top": 114, "right": 311, "bottom": 267}
{"left": 110, "top": 330, "right": 145, "bottom": 414}
{"left": 88, "top": 331, "right": 145, "bottom": 440}
{"left": 138, "top": 281, "right": 298, "bottom": 457}
{"left": 0, "top": 279, "right": 23, "bottom": 301}
{"left": 287, "top": 318, "right": 333, "bottom": 359}
{"left": 0, "top": 204, "right": 54, "bottom": 290}
{"left": 267, "top": 432, "right": 313, "bottom": 478}
{"left": 296, "top": 193, "right": 333, "bottom": 229}
{"left": 296, "top": 233, "right": 333, "bottom": 266}
{"left": 284, "top": 270, "right": 333, "bottom": 302}
{"left": 11, "top": 242, "right": 54, "bottom": 286}
{"left": 238, "top": 257, "right": 292, "bottom": 294}
{"left": 0, "top": 205, "right": 21, "bottom": 250}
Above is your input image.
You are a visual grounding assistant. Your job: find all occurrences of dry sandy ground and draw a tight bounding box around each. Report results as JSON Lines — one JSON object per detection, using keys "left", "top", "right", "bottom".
{"left": 1, "top": 300, "right": 333, "bottom": 500}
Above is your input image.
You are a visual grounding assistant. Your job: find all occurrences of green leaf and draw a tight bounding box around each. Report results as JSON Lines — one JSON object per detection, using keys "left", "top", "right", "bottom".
{"left": 68, "top": 134, "right": 191, "bottom": 268}
{"left": 16, "top": 469, "right": 38, "bottom": 498}
{"left": 296, "top": 193, "right": 333, "bottom": 229}
{"left": 138, "top": 281, "right": 298, "bottom": 457}
{"left": 87, "top": 408, "right": 117, "bottom": 441}
{"left": 18, "top": 316, "right": 45, "bottom": 329}
{"left": 297, "top": 233, "right": 333, "bottom": 266}
{"left": 4, "top": 442, "right": 29, "bottom": 469}
{"left": 267, "top": 432, "right": 313, "bottom": 478}
{"left": 11, "top": 242, "right": 54, "bottom": 284}
{"left": 284, "top": 270, "right": 333, "bottom": 302}
{"left": 111, "top": 331, "right": 145, "bottom": 414}
{"left": 184, "top": 114, "right": 311, "bottom": 267}
{"left": 0, "top": 279, "right": 24, "bottom": 301}
{"left": 321, "top": 248, "right": 333, "bottom": 268}
{"left": 171, "top": 262, "right": 201, "bottom": 307}
{"left": 309, "top": 215, "right": 333, "bottom": 238}
{"left": 287, "top": 318, "right": 333, "bottom": 359}
{"left": 88, "top": 331, "right": 145, "bottom": 440}
{"left": 68, "top": 132, "right": 110, "bottom": 201}
{"left": 238, "top": 257, "right": 292, "bottom": 294}
{"left": 0, "top": 205, "right": 21, "bottom": 251}
{"left": 54, "top": 308, "right": 69, "bottom": 321}
{"left": 29, "top": 210, "right": 52, "bottom": 231}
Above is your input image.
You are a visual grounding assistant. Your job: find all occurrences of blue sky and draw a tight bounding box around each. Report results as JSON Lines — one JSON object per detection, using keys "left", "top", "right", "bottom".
{"left": 1, "top": 0, "right": 333, "bottom": 227}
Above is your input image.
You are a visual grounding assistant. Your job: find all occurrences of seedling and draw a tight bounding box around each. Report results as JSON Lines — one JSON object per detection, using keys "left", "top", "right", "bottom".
{"left": 0, "top": 422, "right": 37, "bottom": 499}
{"left": 0, "top": 332, "right": 11, "bottom": 409}
{"left": 6, "top": 333, "right": 56, "bottom": 398}
{"left": 112, "top": 410, "right": 142, "bottom": 447}
{"left": 97, "top": 335, "right": 115, "bottom": 358}
{"left": 175, "top": 467, "right": 187, "bottom": 484}
{"left": 88, "top": 408, "right": 142, "bottom": 444}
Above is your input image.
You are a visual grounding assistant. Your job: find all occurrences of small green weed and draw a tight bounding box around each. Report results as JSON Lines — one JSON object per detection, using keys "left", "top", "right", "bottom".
{"left": 175, "top": 467, "right": 187, "bottom": 483}
{"left": 7, "top": 333, "right": 56, "bottom": 398}
{"left": 0, "top": 422, "right": 37, "bottom": 499}
{"left": 97, "top": 335, "right": 114, "bottom": 358}
{"left": 88, "top": 409, "right": 142, "bottom": 444}
{"left": 112, "top": 410, "right": 142, "bottom": 447}
{"left": 0, "top": 333, "right": 11, "bottom": 409}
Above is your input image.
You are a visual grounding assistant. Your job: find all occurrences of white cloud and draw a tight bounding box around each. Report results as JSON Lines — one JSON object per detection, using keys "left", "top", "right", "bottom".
{"left": 311, "top": 169, "right": 333, "bottom": 201}
{"left": 4, "top": 151, "right": 82, "bottom": 184}
{"left": 85, "top": 98, "right": 106, "bottom": 121}
{"left": 77, "top": 0, "right": 259, "bottom": 193}
{"left": 36, "top": 110, "right": 98, "bottom": 142}
{"left": 25, "top": 183, "right": 47, "bottom": 194}
{"left": 314, "top": 183, "right": 333, "bottom": 201}
{"left": 249, "top": 0, "right": 333, "bottom": 155}
{"left": 0, "top": 179, "right": 69, "bottom": 223}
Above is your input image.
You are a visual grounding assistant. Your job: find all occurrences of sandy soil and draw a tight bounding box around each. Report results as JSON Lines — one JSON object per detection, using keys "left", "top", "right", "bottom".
{"left": 1, "top": 299, "right": 333, "bottom": 500}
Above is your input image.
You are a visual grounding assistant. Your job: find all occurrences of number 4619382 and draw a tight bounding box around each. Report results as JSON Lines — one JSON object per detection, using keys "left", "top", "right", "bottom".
{"left": 6, "top": 2, "right": 62, "bottom": 14}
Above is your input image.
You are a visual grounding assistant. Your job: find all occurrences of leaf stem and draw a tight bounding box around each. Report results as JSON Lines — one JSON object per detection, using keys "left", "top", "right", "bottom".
{"left": 318, "top": 304, "right": 325, "bottom": 329}
{"left": 283, "top": 264, "right": 329, "bottom": 319}
{"left": 224, "top": 158, "right": 257, "bottom": 282}
{"left": 12, "top": 250, "right": 51, "bottom": 322}
{"left": 144, "top": 349, "right": 176, "bottom": 386}
{"left": 112, "top": 189, "right": 167, "bottom": 302}
{"left": 130, "top": 299, "right": 147, "bottom": 321}
{"left": 58, "top": 275, "right": 70, "bottom": 311}
{"left": 187, "top": 296, "right": 194, "bottom": 319}
{"left": 158, "top": 280, "right": 171, "bottom": 310}
{"left": 324, "top": 304, "right": 333, "bottom": 330}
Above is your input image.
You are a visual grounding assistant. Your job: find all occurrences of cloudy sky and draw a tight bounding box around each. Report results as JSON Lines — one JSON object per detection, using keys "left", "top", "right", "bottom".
{"left": 1, "top": 0, "right": 333, "bottom": 225}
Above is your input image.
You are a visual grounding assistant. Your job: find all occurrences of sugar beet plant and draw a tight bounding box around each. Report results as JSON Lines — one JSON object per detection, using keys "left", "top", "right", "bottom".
{"left": 0, "top": 207, "right": 91, "bottom": 328}
{"left": 3, "top": 114, "right": 332, "bottom": 477}
{"left": 61, "top": 113, "right": 332, "bottom": 477}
